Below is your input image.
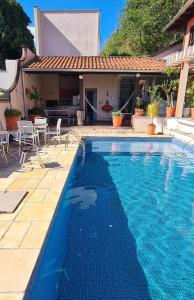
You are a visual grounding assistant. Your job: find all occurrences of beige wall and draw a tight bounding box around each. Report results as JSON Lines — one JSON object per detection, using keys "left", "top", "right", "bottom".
{"left": 42, "top": 74, "right": 59, "bottom": 102}
{"left": 0, "top": 101, "right": 11, "bottom": 123}
{"left": 22, "top": 73, "right": 43, "bottom": 111}
{"left": 83, "top": 74, "right": 119, "bottom": 121}
{"left": 34, "top": 7, "right": 100, "bottom": 56}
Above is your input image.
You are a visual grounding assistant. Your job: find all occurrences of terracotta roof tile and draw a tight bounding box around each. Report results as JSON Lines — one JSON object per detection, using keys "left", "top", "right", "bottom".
{"left": 25, "top": 56, "right": 165, "bottom": 72}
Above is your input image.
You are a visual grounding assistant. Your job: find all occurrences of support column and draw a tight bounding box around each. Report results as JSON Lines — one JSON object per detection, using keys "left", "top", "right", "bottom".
{"left": 79, "top": 75, "right": 84, "bottom": 110}
{"left": 175, "top": 62, "right": 189, "bottom": 118}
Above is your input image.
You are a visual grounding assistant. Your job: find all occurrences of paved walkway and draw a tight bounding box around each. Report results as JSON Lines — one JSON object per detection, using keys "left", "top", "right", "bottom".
{"left": 0, "top": 136, "right": 78, "bottom": 299}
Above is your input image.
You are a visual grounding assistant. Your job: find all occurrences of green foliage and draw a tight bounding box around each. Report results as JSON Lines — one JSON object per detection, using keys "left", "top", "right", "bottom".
{"left": 4, "top": 108, "right": 22, "bottom": 117}
{"left": 135, "top": 97, "right": 144, "bottom": 109}
{"left": 147, "top": 85, "right": 162, "bottom": 103}
{"left": 147, "top": 102, "right": 159, "bottom": 122}
{"left": 27, "top": 87, "right": 41, "bottom": 102}
{"left": 160, "top": 67, "right": 179, "bottom": 107}
{"left": 111, "top": 111, "right": 123, "bottom": 117}
{"left": 102, "top": 0, "right": 187, "bottom": 56}
{"left": 28, "top": 107, "right": 45, "bottom": 115}
{"left": 0, "top": 0, "right": 34, "bottom": 59}
{"left": 185, "top": 75, "right": 194, "bottom": 107}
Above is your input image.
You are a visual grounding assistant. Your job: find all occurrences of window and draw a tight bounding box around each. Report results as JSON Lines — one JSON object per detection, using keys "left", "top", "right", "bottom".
{"left": 0, "top": 90, "right": 10, "bottom": 101}
{"left": 190, "top": 26, "right": 194, "bottom": 45}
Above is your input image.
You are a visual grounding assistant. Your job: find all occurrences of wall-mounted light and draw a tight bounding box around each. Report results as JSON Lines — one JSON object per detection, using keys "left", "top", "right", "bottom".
{"left": 79, "top": 74, "right": 83, "bottom": 80}
{"left": 136, "top": 73, "right": 141, "bottom": 78}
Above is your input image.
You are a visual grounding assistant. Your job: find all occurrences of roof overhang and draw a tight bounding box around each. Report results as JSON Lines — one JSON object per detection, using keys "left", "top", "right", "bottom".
{"left": 22, "top": 68, "right": 164, "bottom": 74}
{"left": 164, "top": 0, "right": 194, "bottom": 32}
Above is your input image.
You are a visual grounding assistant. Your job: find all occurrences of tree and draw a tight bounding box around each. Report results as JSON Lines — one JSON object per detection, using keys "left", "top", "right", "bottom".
{"left": 0, "top": 0, "right": 34, "bottom": 59}
{"left": 102, "top": 0, "right": 187, "bottom": 56}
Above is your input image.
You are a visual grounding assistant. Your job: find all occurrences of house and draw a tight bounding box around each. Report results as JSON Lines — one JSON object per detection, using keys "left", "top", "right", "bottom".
{"left": 0, "top": 7, "right": 166, "bottom": 125}
{"left": 165, "top": 0, "right": 194, "bottom": 118}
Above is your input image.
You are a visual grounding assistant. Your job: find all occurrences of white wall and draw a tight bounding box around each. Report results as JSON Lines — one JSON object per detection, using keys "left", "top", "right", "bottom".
{"left": 83, "top": 74, "right": 119, "bottom": 121}
{"left": 34, "top": 7, "right": 100, "bottom": 56}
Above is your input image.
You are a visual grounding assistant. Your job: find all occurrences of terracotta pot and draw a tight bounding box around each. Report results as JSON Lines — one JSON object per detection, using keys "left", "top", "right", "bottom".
{"left": 29, "top": 114, "right": 42, "bottom": 123}
{"left": 183, "top": 108, "right": 191, "bottom": 118}
{"left": 166, "top": 107, "right": 176, "bottom": 117}
{"left": 112, "top": 116, "right": 123, "bottom": 128}
{"left": 5, "top": 116, "right": 21, "bottom": 130}
{"left": 147, "top": 123, "right": 156, "bottom": 135}
{"left": 191, "top": 108, "right": 194, "bottom": 120}
{"left": 135, "top": 109, "right": 144, "bottom": 117}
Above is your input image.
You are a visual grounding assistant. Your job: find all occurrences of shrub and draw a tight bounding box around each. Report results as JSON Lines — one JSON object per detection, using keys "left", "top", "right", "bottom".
{"left": 111, "top": 111, "right": 123, "bottom": 117}
{"left": 4, "top": 108, "right": 22, "bottom": 117}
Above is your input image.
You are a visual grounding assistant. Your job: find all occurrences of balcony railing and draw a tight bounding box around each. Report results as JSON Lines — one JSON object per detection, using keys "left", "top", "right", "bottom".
{"left": 166, "top": 45, "right": 194, "bottom": 66}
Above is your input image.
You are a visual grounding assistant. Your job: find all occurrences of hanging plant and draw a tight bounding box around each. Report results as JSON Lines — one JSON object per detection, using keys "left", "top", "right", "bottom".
{"left": 101, "top": 100, "right": 113, "bottom": 112}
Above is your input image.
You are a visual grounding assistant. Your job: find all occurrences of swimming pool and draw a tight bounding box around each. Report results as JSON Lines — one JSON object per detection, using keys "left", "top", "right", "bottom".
{"left": 25, "top": 138, "right": 194, "bottom": 300}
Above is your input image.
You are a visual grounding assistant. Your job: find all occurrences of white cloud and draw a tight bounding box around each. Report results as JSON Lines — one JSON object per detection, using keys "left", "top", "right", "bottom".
{"left": 28, "top": 25, "right": 35, "bottom": 37}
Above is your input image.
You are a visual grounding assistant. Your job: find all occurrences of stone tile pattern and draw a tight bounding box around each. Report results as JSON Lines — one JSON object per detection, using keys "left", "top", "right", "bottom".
{"left": 0, "top": 136, "right": 78, "bottom": 298}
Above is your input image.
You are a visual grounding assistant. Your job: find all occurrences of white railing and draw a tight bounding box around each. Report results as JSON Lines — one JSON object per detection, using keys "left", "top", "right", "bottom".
{"left": 166, "top": 45, "right": 194, "bottom": 66}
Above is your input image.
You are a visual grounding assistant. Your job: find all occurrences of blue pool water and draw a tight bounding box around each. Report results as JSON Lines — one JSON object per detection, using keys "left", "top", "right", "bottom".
{"left": 25, "top": 138, "right": 194, "bottom": 300}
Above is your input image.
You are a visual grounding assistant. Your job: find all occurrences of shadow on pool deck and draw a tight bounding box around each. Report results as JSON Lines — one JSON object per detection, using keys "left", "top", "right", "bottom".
{"left": 58, "top": 152, "right": 151, "bottom": 300}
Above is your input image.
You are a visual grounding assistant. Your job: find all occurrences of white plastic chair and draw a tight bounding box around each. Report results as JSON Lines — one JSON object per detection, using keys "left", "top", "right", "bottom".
{"left": 17, "top": 120, "right": 39, "bottom": 146}
{"left": 0, "top": 120, "right": 10, "bottom": 152}
{"left": 34, "top": 117, "right": 48, "bottom": 144}
{"left": 0, "top": 134, "right": 8, "bottom": 166}
{"left": 13, "top": 138, "right": 44, "bottom": 167}
{"left": 45, "top": 118, "right": 62, "bottom": 144}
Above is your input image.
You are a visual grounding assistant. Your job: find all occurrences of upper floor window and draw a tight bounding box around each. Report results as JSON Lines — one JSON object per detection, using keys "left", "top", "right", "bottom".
{"left": 190, "top": 26, "right": 194, "bottom": 45}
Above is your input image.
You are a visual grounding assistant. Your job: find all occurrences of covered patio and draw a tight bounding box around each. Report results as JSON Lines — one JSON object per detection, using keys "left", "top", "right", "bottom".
{"left": 22, "top": 56, "right": 166, "bottom": 125}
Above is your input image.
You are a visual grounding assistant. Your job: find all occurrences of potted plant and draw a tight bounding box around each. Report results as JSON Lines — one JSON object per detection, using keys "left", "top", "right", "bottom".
{"left": 135, "top": 97, "right": 144, "bottom": 116}
{"left": 183, "top": 98, "right": 192, "bottom": 118}
{"left": 161, "top": 68, "right": 179, "bottom": 118}
{"left": 191, "top": 101, "right": 194, "bottom": 120}
{"left": 184, "top": 75, "right": 194, "bottom": 118}
{"left": 147, "top": 102, "right": 159, "bottom": 135}
{"left": 111, "top": 111, "right": 123, "bottom": 128}
{"left": 4, "top": 108, "right": 22, "bottom": 130}
{"left": 28, "top": 107, "right": 45, "bottom": 123}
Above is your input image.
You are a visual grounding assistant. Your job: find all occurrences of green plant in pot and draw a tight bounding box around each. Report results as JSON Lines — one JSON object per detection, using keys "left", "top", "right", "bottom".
{"left": 28, "top": 107, "right": 45, "bottom": 123}
{"left": 135, "top": 97, "right": 144, "bottom": 116}
{"left": 111, "top": 111, "right": 123, "bottom": 128}
{"left": 161, "top": 67, "right": 179, "bottom": 117}
{"left": 4, "top": 108, "right": 22, "bottom": 130}
{"left": 147, "top": 102, "right": 159, "bottom": 135}
{"left": 184, "top": 75, "right": 194, "bottom": 118}
{"left": 191, "top": 100, "right": 194, "bottom": 120}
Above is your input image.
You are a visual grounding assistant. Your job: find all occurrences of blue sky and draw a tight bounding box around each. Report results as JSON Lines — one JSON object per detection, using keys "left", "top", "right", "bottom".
{"left": 17, "top": 0, "right": 126, "bottom": 49}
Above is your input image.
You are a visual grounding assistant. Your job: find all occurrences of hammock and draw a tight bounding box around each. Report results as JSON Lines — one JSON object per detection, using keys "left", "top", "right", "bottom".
{"left": 85, "top": 91, "right": 134, "bottom": 116}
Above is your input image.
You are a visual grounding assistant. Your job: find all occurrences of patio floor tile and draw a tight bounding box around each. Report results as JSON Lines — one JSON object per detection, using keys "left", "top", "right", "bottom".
{"left": 37, "top": 178, "right": 65, "bottom": 189}
{"left": 0, "top": 222, "right": 30, "bottom": 248}
{"left": 27, "top": 189, "right": 48, "bottom": 203}
{"left": 0, "top": 222, "right": 11, "bottom": 239}
{"left": 19, "top": 169, "right": 47, "bottom": 179}
{"left": 44, "top": 189, "right": 62, "bottom": 203}
{"left": 0, "top": 293, "right": 23, "bottom": 300}
{"left": 0, "top": 249, "right": 39, "bottom": 292}
{"left": 8, "top": 179, "right": 28, "bottom": 190}
{"left": 16, "top": 202, "right": 57, "bottom": 222}
{"left": 20, "top": 221, "right": 50, "bottom": 249}
{"left": 0, "top": 179, "right": 15, "bottom": 189}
